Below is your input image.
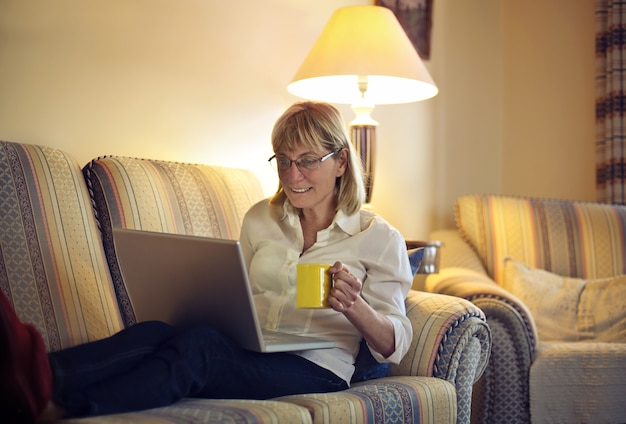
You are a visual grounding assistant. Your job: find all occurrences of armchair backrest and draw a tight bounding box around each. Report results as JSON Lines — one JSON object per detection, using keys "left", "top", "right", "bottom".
{"left": 455, "top": 194, "right": 626, "bottom": 284}
{"left": 83, "top": 156, "right": 265, "bottom": 239}
{"left": 82, "top": 156, "right": 265, "bottom": 326}
{"left": 0, "top": 141, "right": 124, "bottom": 351}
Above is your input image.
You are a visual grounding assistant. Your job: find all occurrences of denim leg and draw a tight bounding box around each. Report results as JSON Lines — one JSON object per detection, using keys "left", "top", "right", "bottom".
{"left": 50, "top": 321, "right": 179, "bottom": 415}
{"left": 55, "top": 325, "right": 347, "bottom": 417}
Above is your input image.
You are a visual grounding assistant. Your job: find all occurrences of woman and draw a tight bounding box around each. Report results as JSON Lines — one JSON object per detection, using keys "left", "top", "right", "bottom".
{"left": 0, "top": 101, "right": 413, "bottom": 421}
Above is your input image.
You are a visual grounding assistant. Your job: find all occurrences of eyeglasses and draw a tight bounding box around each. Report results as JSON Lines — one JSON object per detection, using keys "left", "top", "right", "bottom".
{"left": 268, "top": 150, "right": 340, "bottom": 172}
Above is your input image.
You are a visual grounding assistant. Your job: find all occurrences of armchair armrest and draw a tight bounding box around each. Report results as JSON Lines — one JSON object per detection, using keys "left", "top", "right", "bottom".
{"left": 428, "top": 229, "right": 538, "bottom": 352}
{"left": 426, "top": 229, "right": 538, "bottom": 423}
{"left": 391, "top": 290, "right": 491, "bottom": 424}
{"left": 425, "top": 244, "right": 538, "bottom": 360}
{"left": 426, "top": 270, "right": 537, "bottom": 424}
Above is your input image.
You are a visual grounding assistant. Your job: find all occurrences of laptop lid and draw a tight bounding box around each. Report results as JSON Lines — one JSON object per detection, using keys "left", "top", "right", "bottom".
{"left": 112, "top": 228, "right": 334, "bottom": 352}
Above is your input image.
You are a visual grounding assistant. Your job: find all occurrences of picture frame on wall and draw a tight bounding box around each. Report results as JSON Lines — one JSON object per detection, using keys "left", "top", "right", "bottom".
{"left": 376, "top": 0, "right": 433, "bottom": 60}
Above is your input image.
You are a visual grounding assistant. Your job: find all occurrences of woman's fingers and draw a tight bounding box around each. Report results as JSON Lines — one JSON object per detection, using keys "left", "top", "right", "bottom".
{"left": 328, "top": 263, "right": 361, "bottom": 311}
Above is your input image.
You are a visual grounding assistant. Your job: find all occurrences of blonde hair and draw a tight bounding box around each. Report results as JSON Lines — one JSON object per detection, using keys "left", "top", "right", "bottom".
{"left": 269, "top": 101, "right": 366, "bottom": 215}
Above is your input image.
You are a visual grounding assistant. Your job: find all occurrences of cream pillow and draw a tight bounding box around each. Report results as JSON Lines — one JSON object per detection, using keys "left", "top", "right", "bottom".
{"left": 502, "top": 257, "right": 626, "bottom": 343}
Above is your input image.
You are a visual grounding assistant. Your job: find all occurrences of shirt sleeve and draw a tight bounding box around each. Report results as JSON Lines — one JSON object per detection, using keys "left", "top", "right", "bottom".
{"left": 360, "top": 222, "right": 413, "bottom": 364}
{"left": 239, "top": 209, "right": 254, "bottom": 270}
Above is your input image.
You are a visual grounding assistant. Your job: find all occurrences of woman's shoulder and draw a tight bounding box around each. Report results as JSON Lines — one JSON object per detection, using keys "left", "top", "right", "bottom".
{"left": 358, "top": 207, "right": 392, "bottom": 228}
{"left": 247, "top": 198, "right": 271, "bottom": 212}
{"left": 243, "top": 198, "right": 286, "bottom": 223}
{"left": 353, "top": 208, "right": 402, "bottom": 238}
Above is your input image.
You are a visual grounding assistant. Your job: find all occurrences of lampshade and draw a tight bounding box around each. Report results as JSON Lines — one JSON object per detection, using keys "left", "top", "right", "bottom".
{"left": 287, "top": 5, "right": 438, "bottom": 105}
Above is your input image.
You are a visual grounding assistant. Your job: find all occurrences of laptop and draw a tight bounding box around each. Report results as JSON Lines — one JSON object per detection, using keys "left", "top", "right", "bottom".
{"left": 112, "top": 227, "right": 335, "bottom": 353}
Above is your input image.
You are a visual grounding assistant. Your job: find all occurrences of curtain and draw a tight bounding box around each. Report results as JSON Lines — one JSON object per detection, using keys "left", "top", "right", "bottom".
{"left": 596, "top": 0, "right": 626, "bottom": 204}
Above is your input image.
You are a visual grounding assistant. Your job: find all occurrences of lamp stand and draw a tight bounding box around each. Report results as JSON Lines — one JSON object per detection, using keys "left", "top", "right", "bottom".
{"left": 350, "top": 96, "right": 378, "bottom": 203}
{"left": 350, "top": 124, "right": 376, "bottom": 203}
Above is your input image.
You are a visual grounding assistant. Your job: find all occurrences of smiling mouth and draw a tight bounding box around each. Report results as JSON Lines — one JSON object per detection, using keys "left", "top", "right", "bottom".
{"left": 291, "top": 187, "right": 311, "bottom": 193}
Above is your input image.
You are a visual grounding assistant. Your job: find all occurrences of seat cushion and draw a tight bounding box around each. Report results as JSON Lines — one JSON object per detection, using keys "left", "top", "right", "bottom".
{"left": 277, "top": 376, "right": 456, "bottom": 424}
{"left": 530, "top": 341, "right": 626, "bottom": 424}
{"left": 455, "top": 195, "right": 626, "bottom": 284}
{"left": 0, "top": 141, "right": 124, "bottom": 351}
{"left": 62, "top": 398, "right": 313, "bottom": 423}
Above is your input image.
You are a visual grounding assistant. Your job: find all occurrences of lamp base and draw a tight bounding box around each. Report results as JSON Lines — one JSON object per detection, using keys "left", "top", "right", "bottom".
{"left": 350, "top": 124, "right": 376, "bottom": 203}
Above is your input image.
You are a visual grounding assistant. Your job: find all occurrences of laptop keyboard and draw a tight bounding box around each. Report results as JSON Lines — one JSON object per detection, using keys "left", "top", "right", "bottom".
{"left": 262, "top": 329, "right": 303, "bottom": 343}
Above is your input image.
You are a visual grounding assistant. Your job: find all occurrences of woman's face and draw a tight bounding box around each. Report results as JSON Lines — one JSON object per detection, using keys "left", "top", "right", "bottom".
{"left": 275, "top": 144, "right": 347, "bottom": 216}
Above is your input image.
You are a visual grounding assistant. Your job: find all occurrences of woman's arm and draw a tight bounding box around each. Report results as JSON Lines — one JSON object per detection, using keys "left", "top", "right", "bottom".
{"left": 328, "top": 262, "right": 396, "bottom": 358}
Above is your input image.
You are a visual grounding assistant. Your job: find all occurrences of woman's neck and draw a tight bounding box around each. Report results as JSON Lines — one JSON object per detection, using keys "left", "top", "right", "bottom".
{"left": 299, "top": 208, "right": 334, "bottom": 253}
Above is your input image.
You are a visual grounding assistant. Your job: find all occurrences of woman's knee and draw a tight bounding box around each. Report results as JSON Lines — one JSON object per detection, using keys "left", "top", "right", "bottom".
{"left": 130, "top": 320, "right": 175, "bottom": 333}
{"left": 151, "top": 326, "right": 238, "bottom": 381}
{"left": 182, "top": 326, "right": 231, "bottom": 345}
{"left": 124, "top": 321, "right": 178, "bottom": 341}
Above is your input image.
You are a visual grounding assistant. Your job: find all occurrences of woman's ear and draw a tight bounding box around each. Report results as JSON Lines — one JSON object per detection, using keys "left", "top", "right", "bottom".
{"left": 335, "top": 148, "right": 348, "bottom": 177}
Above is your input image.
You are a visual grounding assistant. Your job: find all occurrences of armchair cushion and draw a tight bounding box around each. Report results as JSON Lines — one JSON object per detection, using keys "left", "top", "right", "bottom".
{"left": 278, "top": 376, "right": 457, "bottom": 424}
{"left": 503, "top": 257, "right": 626, "bottom": 343}
{"left": 530, "top": 341, "right": 626, "bottom": 424}
{"left": 64, "top": 398, "right": 314, "bottom": 423}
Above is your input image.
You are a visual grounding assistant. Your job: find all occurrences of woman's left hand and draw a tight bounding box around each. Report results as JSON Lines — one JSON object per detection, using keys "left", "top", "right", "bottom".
{"left": 327, "top": 261, "right": 396, "bottom": 358}
{"left": 328, "top": 261, "right": 362, "bottom": 313}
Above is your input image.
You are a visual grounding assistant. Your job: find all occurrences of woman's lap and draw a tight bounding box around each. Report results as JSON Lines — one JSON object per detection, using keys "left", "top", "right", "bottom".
{"left": 50, "top": 322, "right": 347, "bottom": 416}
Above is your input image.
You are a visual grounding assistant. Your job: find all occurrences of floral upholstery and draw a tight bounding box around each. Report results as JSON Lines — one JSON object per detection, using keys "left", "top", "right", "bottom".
{"left": 425, "top": 194, "right": 626, "bottom": 424}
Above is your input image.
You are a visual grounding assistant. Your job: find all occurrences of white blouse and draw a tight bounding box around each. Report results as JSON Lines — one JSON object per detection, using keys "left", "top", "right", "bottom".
{"left": 239, "top": 199, "right": 413, "bottom": 384}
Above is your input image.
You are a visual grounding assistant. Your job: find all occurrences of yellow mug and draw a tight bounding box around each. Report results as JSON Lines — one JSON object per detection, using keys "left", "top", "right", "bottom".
{"left": 296, "top": 263, "right": 332, "bottom": 308}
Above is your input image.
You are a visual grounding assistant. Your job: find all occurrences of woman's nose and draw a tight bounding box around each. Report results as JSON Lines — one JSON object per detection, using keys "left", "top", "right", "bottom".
{"left": 283, "top": 162, "right": 305, "bottom": 179}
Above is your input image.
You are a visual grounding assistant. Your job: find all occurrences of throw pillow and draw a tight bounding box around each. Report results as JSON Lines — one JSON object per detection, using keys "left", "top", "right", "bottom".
{"left": 407, "top": 247, "right": 425, "bottom": 276}
{"left": 502, "top": 257, "right": 626, "bottom": 343}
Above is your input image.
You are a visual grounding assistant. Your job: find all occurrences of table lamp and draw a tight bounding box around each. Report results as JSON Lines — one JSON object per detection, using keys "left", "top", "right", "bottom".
{"left": 287, "top": 5, "right": 438, "bottom": 202}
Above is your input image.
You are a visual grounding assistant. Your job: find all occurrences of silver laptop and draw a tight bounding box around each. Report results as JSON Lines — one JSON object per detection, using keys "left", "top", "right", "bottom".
{"left": 112, "top": 228, "right": 335, "bottom": 353}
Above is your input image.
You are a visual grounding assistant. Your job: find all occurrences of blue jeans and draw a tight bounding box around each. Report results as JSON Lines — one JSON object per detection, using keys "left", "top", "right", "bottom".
{"left": 49, "top": 321, "right": 348, "bottom": 417}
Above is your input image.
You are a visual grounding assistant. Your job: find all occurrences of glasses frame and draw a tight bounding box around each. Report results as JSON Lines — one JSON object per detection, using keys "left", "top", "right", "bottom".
{"left": 268, "top": 149, "right": 340, "bottom": 173}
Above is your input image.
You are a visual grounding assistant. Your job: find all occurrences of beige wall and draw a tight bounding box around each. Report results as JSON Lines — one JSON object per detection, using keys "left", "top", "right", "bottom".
{"left": 430, "top": 0, "right": 503, "bottom": 231}
{"left": 430, "top": 0, "right": 596, "bottom": 230}
{"left": 0, "top": 0, "right": 596, "bottom": 239}
{"left": 501, "top": 1, "right": 596, "bottom": 202}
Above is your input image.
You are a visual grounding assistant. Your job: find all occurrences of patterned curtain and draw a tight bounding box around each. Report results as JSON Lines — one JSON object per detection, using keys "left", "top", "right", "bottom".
{"left": 596, "top": 0, "right": 626, "bottom": 204}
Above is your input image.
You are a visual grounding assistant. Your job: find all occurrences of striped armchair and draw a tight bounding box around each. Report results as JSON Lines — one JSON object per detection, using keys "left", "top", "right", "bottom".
{"left": 1, "top": 141, "right": 491, "bottom": 423}
{"left": 83, "top": 155, "right": 492, "bottom": 424}
{"left": 422, "top": 194, "right": 626, "bottom": 424}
